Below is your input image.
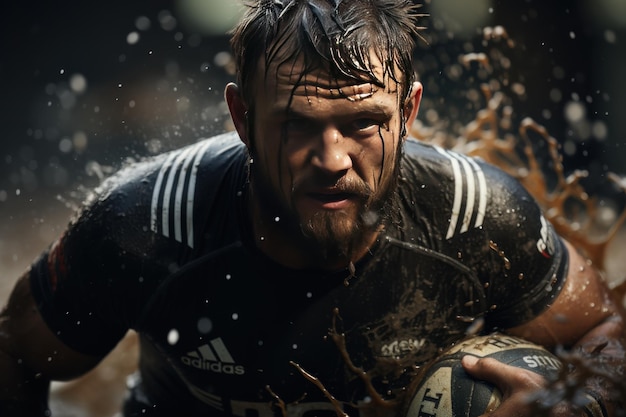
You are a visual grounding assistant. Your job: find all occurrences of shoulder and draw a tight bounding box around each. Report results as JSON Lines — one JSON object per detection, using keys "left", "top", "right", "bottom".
{"left": 97, "top": 131, "right": 244, "bottom": 201}
{"left": 402, "top": 138, "right": 526, "bottom": 191}
{"left": 28, "top": 133, "right": 247, "bottom": 350}
{"left": 72, "top": 132, "right": 247, "bottom": 252}
{"left": 399, "top": 137, "right": 563, "bottom": 276}
{"left": 400, "top": 138, "right": 568, "bottom": 326}
{"left": 400, "top": 138, "right": 536, "bottom": 239}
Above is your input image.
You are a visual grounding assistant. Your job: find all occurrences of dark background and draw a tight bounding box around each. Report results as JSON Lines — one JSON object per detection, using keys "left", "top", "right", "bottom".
{"left": 1, "top": 0, "right": 625, "bottom": 292}
{"left": 1, "top": 0, "right": 624, "bottom": 192}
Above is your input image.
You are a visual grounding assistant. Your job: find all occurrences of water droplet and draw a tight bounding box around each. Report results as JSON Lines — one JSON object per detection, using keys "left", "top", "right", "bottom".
{"left": 197, "top": 317, "right": 213, "bottom": 334}
{"left": 59, "top": 138, "right": 72, "bottom": 153}
{"left": 126, "top": 32, "right": 139, "bottom": 45}
{"left": 69, "top": 74, "right": 87, "bottom": 93}
{"left": 167, "top": 329, "right": 179, "bottom": 345}
{"left": 135, "top": 16, "right": 151, "bottom": 31}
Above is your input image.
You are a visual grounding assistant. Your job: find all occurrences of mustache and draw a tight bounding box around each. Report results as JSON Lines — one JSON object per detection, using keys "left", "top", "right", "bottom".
{"left": 292, "top": 174, "right": 373, "bottom": 199}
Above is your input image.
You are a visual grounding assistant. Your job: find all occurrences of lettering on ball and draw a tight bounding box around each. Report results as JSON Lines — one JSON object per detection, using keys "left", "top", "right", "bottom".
{"left": 522, "top": 354, "right": 561, "bottom": 371}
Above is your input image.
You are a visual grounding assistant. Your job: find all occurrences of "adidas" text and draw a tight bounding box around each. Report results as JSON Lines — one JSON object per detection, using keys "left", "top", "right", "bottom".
{"left": 181, "top": 338, "right": 245, "bottom": 375}
{"left": 181, "top": 356, "right": 245, "bottom": 375}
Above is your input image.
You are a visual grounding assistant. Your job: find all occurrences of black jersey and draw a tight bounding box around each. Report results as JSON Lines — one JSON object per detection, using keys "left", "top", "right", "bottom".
{"left": 30, "top": 132, "right": 567, "bottom": 416}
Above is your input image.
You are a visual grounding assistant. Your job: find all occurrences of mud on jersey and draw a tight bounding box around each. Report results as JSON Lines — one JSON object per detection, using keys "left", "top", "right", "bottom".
{"left": 30, "top": 132, "right": 567, "bottom": 416}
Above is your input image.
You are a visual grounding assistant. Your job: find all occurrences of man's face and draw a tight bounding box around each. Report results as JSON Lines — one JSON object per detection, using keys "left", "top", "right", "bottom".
{"left": 246, "top": 57, "right": 409, "bottom": 260}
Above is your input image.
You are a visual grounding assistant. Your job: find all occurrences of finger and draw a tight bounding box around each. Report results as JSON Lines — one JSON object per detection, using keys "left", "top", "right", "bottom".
{"left": 476, "top": 397, "right": 533, "bottom": 417}
{"left": 461, "top": 355, "right": 545, "bottom": 396}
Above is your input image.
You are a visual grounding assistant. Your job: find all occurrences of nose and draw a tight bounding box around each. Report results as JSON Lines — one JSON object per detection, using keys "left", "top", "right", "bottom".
{"left": 310, "top": 127, "right": 353, "bottom": 174}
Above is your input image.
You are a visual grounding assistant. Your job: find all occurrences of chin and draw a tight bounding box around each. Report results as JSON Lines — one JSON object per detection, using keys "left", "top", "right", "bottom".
{"left": 299, "top": 209, "right": 367, "bottom": 260}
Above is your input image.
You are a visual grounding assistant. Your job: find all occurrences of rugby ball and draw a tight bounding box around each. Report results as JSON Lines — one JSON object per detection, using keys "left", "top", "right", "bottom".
{"left": 403, "top": 333, "right": 561, "bottom": 417}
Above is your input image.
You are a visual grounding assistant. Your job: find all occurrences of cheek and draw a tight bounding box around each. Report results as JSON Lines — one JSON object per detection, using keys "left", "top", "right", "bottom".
{"left": 375, "top": 154, "right": 399, "bottom": 192}
{"left": 284, "top": 143, "right": 310, "bottom": 169}
{"left": 280, "top": 137, "right": 312, "bottom": 175}
{"left": 364, "top": 131, "right": 401, "bottom": 185}
{"left": 256, "top": 135, "right": 300, "bottom": 196}
{"left": 251, "top": 129, "right": 281, "bottom": 183}
{"left": 262, "top": 146, "right": 286, "bottom": 184}
{"left": 383, "top": 141, "right": 402, "bottom": 173}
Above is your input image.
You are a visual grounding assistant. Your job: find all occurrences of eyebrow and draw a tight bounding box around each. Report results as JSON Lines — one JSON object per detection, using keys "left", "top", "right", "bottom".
{"left": 271, "top": 102, "right": 396, "bottom": 121}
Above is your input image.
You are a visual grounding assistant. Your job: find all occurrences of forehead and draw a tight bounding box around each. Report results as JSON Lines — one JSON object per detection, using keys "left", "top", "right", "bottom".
{"left": 256, "top": 53, "right": 402, "bottom": 106}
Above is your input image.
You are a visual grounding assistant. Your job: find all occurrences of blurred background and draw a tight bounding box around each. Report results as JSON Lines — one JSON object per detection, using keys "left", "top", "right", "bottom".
{"left": 0, "top": 0, "right": 625, "bottom": 414}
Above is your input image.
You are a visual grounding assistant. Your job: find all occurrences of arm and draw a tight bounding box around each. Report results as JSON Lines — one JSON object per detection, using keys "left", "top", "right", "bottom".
{"left": 0, "top": 272, "right": 102, "bottom": 416}
{"left": 507, "top": 240, "right": 624, "bottom": 348}
{"left": 463, "top": 239, "right": 626, "bottom": 416}
{"left": 0, "top": 156, "right": 173, "bottom": 416}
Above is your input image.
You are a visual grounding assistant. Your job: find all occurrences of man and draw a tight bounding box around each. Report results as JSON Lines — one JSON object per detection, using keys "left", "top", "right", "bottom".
{"left": 1, "top": 0, "right": 624, "bottom": 416}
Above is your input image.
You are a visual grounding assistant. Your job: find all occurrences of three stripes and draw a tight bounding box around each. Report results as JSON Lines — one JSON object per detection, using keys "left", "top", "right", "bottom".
{"left": 150, "top": 140, "right": 212, "bottom": 249}
{"left": 434, "top": 147, "right": 487, "bottom": 240}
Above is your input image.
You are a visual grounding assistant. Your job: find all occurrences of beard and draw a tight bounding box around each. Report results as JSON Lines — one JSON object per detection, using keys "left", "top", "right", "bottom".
{"left": 248, "top": 150, "right": 401, "bottom": 264}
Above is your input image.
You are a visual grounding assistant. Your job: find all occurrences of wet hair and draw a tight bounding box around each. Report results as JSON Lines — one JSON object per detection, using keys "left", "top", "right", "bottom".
{"left": 229, "top": 0, "right": 426, "bottom": 105}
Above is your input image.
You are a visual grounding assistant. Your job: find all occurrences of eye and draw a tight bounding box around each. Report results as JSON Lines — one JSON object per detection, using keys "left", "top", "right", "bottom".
{"left": 284, "top": 118, "right": 314, "bottom": 131}
{"left": 351, "top": 118, "right": 379, "bottom": 131}
{"left": 349, "top": 118, "right": 386, "bottom": 137}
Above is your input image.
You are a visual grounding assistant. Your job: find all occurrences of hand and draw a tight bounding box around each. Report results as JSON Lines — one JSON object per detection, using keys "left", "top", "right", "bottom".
{"left": 461, "top": 355, "right": 585, "bottom": 417}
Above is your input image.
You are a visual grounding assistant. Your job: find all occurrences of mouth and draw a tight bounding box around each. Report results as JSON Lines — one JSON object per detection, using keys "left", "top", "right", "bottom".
{"left": 304, "top": 190, "right": 360, "bottom": 210}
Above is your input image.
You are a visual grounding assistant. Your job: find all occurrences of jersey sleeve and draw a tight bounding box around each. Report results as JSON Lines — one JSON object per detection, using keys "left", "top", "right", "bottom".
{"left": 29, "top": 157, "right": 175, "bottom": 357}
{"left": 473, "top": 161, "right": 569, "bottom": 330}
{"left": 400, "top": 140, "right": 570, "bottom": 332}
{"left": 29, "top": 134, "right": 246, "bottom": 357}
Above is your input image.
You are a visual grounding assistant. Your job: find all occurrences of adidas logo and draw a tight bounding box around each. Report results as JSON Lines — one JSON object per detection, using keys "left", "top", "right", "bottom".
{"left": 181, "top": 337, "right": 245, "bottom": 375}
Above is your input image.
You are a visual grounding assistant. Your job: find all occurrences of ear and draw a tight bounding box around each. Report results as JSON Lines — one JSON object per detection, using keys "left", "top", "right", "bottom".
{"left": 224, "top": 82, "right": 250, "bottom": 146}
{"left": 403, "top": 81, "right": 423, "bottom": 135}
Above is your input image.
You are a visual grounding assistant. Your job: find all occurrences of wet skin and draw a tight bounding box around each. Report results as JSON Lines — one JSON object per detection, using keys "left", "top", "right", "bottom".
{"left": 226, "top": 56, "right": 422, "bottom": 270}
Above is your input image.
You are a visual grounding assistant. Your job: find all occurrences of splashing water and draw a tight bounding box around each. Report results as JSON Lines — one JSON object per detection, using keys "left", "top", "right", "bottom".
{"left": 413, "top": 28, "right": 626, "bottom": 295}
